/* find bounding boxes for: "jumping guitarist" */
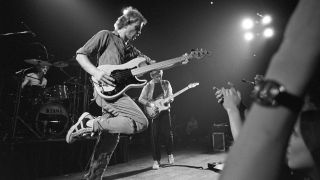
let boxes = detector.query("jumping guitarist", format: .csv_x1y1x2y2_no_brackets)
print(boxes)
138,70,175,170
65,7,153,180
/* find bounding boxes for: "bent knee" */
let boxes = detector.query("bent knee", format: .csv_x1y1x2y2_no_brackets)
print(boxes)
135,121,148,133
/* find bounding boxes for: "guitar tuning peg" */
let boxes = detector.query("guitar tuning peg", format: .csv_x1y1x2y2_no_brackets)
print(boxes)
182,59,189,64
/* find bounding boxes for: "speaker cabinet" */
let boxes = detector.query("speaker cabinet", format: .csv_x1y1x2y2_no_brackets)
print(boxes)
212,132,225,152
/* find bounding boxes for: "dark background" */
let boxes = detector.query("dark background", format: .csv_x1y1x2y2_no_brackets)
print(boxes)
0,0,299,140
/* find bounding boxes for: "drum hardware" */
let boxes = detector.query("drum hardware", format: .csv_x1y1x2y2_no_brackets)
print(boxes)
53,61,69,68
11,65,89,139
35,103,69,138
65,55,80,66
12,69,41,139
66,79,81,125
22,85,46,105
24,59,52,66
57,66,73,79
43,64,73,102
15,67,33,74
44,84,69,102
0,30,34,37
52,56,79,68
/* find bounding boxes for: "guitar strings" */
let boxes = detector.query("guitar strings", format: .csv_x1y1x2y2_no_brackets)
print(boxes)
109,58,180,81
108,52,200,81
132,56,186,75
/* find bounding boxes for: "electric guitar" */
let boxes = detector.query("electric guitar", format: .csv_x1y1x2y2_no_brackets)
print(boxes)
92,49,208,100
144,82,199,119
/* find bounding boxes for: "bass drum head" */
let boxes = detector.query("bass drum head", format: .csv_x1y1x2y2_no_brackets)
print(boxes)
35,103,69,138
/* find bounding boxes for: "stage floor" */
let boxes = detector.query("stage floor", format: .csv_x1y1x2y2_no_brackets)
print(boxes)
41,145,226,180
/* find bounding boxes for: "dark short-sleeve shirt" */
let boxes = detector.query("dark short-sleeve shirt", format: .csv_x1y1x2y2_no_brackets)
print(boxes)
153,82,164,99
76,30,142,66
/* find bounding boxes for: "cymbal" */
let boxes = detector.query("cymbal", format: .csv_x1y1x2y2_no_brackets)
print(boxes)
53,61,69,68
66,56,79,66
24,59,52,66
67,60,80,66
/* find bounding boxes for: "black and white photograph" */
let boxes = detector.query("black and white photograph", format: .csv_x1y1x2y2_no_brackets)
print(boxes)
1,0,320,179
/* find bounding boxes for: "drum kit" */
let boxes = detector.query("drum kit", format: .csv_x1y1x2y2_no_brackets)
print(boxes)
12,58,85,139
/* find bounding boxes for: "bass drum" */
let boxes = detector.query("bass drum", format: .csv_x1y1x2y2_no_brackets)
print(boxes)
35,103,69,138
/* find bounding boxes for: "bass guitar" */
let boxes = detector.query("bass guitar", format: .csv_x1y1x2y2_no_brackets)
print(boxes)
91,49,208,100
144,82,199,119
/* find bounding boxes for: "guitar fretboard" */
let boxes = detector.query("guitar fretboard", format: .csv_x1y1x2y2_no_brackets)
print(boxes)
169,87,190,100
131,55,189,76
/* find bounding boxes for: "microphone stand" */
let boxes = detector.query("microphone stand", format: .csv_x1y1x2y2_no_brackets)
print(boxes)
15,67,33,75
168,109,174,145
12,69,41,139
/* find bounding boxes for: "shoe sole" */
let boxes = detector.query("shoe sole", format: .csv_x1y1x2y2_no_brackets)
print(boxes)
66,112,91,143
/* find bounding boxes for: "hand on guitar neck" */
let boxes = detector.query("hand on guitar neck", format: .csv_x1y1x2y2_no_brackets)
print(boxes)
92,49,208,100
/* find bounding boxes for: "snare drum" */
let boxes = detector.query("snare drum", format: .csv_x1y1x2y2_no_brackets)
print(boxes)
44,85,68,101
35,103,69,138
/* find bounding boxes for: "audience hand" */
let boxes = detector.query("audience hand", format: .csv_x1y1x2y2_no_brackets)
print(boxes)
214,82,242,111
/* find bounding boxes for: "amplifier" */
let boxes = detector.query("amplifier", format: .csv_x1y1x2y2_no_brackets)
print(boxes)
212,132,225,152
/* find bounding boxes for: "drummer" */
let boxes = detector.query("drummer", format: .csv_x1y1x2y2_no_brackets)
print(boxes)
21,64,50,89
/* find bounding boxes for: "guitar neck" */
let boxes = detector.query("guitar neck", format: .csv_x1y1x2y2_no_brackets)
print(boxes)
166,86,190,101
131,56,188,76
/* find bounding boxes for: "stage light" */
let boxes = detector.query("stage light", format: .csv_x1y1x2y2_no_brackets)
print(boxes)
261,15,272,25
263,28,274,38
241,18,254,30
244,32,254,41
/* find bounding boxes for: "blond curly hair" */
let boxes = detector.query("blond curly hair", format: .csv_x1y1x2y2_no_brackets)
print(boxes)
114,6,147,31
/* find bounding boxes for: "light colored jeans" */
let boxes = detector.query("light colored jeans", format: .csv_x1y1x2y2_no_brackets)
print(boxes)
93,90,148,134
84,91,149,180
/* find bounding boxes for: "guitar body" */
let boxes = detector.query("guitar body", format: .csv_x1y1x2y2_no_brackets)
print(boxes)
92,58,147,100
92,49,208,100
144,105,159,119
144,82,199,119
144,98,170,119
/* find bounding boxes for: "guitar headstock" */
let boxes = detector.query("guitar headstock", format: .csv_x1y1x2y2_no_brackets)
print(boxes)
188,82,200,88
188,48,210,60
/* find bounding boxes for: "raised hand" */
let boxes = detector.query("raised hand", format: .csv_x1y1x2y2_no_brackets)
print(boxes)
222,87,242,111
213,82,242,111
213,86,224,104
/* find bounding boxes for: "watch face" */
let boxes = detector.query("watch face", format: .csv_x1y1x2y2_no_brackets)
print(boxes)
253,80,282,106
252,79,303,111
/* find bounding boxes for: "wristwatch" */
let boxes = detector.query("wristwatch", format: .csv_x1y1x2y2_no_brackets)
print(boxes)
252,79,303,112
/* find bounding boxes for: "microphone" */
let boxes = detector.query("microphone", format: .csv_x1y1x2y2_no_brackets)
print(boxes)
241,79,255,86
20,21,36,37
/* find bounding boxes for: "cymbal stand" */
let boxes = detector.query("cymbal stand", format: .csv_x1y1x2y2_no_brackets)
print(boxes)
67,77,81,124
70,79,79,124
12,69,41,139
82,72,89,112
59,67,73,79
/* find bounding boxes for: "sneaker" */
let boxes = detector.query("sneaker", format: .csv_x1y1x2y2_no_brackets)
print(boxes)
168,154,174,164
66,112,94,143
152,161,160,170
